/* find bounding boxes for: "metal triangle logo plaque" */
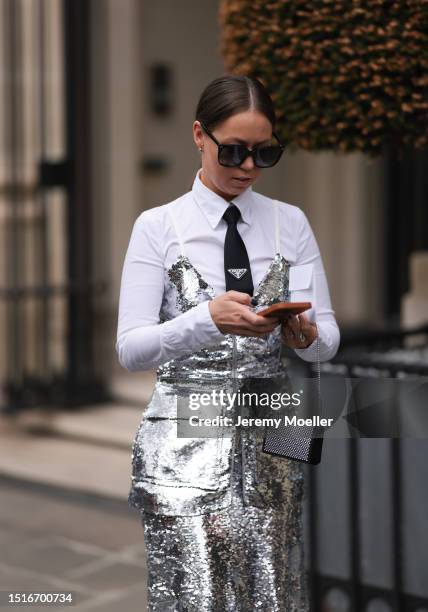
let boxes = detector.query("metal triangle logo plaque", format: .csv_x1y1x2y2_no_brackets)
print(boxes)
227,268,247,279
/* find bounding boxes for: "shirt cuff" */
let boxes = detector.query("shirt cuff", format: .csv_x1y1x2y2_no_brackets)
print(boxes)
294,336,319,361
161,299,225,359
293,321,340,363
196,299,227,345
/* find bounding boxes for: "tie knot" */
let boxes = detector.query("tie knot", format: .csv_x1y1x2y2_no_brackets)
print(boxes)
222,203,241,226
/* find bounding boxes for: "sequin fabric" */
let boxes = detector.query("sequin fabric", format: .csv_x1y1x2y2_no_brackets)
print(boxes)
128,203,309,610
140,427,307,611
156,252,290,382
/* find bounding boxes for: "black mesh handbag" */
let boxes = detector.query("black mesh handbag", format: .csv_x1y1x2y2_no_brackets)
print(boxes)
262,335,324,465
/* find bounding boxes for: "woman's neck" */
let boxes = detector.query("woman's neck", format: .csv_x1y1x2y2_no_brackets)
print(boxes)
200,170,235,202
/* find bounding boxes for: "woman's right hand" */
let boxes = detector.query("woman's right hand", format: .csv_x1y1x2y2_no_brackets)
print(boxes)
208,291,280,338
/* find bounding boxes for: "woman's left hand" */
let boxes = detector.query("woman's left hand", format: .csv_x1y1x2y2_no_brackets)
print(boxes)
281,313,318,349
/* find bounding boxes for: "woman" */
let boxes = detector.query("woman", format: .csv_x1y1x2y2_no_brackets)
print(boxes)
116,75,340,611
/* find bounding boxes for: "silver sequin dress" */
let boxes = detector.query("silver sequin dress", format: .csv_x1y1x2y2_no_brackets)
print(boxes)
128,200,309,611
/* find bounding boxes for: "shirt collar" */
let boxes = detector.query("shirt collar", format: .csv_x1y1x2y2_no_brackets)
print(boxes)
192,167,254,229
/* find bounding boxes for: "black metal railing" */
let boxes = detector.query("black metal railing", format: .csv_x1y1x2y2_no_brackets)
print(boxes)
0,0,110,413
286,324,428,611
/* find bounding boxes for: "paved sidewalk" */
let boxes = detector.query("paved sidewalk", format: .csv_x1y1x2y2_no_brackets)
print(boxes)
0,371,157,501
0,477,148,611
0,372,157,611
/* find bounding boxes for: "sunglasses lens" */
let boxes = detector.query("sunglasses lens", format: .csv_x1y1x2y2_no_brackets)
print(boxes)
218,145,246,167
218,143,283,168
255,146,283,167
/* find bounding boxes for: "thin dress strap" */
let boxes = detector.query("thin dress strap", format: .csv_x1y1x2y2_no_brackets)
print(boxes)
167,205,186,257
274,200,281,255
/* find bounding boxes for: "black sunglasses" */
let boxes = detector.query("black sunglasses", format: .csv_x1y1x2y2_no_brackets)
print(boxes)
199,121,285,168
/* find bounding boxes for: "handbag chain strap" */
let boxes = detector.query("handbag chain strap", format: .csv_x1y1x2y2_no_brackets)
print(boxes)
315,332,323,426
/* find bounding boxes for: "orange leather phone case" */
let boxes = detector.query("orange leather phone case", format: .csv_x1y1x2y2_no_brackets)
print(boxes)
257,301,312,321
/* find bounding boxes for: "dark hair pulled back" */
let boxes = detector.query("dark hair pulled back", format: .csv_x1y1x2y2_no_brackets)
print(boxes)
195,74,276,132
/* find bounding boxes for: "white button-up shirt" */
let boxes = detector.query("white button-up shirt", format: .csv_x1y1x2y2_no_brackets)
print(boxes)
116,167,340,371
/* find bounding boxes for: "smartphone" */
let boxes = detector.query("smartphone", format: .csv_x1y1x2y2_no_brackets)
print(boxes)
257,301,312,321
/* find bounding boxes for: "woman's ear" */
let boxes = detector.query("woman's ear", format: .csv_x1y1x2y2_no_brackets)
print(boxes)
193,121,204,150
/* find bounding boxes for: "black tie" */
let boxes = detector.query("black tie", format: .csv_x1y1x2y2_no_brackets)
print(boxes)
222,203,254,296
